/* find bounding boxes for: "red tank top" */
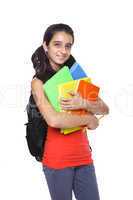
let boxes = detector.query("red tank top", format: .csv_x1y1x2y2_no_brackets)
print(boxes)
42,126,93,169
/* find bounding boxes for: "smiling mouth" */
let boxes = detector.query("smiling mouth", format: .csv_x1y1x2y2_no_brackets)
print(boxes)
57,56,66,60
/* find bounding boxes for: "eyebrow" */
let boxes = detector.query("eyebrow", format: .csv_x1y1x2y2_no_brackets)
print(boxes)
53,41,73,45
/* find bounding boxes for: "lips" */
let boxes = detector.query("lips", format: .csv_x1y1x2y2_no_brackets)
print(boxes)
57,55,66,59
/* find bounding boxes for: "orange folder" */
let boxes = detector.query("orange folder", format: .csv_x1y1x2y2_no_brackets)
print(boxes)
70,80,100,116
77,80,100,101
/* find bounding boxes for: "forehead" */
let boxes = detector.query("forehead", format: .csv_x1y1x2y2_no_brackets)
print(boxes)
51,31,73,44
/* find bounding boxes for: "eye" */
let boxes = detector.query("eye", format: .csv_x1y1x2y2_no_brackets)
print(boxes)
65,44,72,50
54,43,61,47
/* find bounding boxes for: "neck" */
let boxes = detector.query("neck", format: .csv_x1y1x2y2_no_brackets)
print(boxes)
49,61,61,71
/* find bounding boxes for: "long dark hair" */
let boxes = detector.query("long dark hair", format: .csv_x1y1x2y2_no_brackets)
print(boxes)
31,23,76,81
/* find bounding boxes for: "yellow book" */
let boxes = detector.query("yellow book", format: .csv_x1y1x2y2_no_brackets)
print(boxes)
58,77,91,134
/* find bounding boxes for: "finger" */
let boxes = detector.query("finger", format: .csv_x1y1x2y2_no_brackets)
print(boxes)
60,102,72,107
60,97,72,102
60,99,73,105
68,91,76,96
69,91,80,96
61,105,73,110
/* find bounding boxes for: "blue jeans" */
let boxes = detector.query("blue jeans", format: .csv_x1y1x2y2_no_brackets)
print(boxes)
43,164,100,200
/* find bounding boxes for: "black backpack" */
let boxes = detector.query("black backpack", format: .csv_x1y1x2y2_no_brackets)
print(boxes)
25,94,48,162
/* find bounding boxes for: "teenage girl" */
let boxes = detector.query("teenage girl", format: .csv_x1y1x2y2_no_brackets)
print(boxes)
31,23,109,200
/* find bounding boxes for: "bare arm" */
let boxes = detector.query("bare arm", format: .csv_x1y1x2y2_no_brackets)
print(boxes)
31,78,99,129
85,97,109,115
60,92,109,115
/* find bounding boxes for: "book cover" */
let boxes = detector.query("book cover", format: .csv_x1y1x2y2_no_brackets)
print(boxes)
43,66,73,112
70,62,88,80
77,80,100,101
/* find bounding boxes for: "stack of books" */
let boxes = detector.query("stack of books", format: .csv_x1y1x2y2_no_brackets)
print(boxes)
43,63,100,134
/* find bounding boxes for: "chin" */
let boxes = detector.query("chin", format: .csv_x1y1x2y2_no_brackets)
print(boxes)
56,60,66,65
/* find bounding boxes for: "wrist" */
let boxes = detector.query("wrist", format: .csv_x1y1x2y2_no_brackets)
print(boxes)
84,100,92,112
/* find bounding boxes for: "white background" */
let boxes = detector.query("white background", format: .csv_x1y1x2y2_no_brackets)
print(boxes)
0,0,133,199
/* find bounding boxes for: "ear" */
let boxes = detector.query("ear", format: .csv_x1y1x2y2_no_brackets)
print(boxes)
42,42,48,52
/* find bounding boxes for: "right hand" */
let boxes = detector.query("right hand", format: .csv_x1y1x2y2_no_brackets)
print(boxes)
60,91,86,111
87,114,99,130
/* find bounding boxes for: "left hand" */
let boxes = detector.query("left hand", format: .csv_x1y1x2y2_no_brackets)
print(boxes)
59,91,87,110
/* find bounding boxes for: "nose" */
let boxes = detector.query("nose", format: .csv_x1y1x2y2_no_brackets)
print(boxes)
61,46,67,54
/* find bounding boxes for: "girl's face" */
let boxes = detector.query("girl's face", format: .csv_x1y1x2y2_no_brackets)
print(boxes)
43,31,73,70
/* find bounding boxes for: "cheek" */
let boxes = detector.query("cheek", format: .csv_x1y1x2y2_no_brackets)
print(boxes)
48,49,56,57
66,52,71,59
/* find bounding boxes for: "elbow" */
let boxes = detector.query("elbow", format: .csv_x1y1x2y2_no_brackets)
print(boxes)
49,120,59,128
103,106,109,115
95,106,109,115
107,107,109,114
47,116,60,128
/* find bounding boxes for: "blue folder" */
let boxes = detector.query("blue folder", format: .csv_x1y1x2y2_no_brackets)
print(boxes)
70,62,87,80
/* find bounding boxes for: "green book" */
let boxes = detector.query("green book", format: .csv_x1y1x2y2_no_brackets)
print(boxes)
43,66,73,112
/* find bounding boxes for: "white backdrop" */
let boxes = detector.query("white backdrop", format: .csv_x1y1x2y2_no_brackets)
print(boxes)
0,0,133,199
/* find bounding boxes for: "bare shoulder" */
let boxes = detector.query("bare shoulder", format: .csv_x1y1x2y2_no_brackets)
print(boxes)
31,77,49,104
31,77,43,89
31,77,45,102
